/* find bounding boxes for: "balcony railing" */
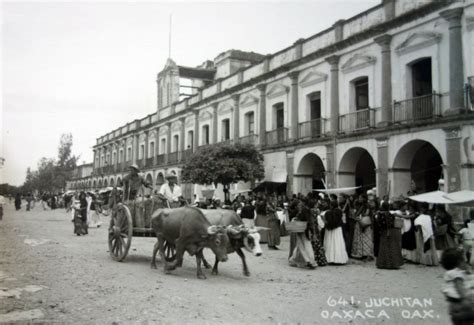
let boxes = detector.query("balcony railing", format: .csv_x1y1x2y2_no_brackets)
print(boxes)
181,149,193,161
239,134,258,145
156,154,165,165
393,93,442,124
339,108,376,133
146,157,154,168
298,118,326,139
168,151,179,164
265,127,288,146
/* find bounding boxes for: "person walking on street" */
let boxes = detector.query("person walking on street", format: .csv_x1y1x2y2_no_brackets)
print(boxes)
14,193,22,211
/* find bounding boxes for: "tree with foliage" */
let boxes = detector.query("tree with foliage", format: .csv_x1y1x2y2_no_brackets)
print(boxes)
21,133,79,193
181,143,264,203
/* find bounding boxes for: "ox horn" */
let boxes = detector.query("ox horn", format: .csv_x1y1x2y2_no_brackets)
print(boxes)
207,225,218,235
252,226,271,232
227,226,241,236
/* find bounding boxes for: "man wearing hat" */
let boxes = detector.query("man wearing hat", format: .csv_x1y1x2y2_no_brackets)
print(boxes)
157,172,184,208
121,164,153,201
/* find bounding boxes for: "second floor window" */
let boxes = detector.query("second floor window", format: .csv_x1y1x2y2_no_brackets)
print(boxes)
222,119,230,141
173,135,179,152
119,150,123,163
202,125,210,145
160,138,166,154
139,144,145,159
149,142,155,158
245,112,255,135
127,148,131,161
274,103,284,129
354,77,369,110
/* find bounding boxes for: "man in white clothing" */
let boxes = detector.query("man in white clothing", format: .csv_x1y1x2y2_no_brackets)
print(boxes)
158,173,184,208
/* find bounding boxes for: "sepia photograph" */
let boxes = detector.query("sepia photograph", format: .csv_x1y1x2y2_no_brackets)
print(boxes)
1,0,474,323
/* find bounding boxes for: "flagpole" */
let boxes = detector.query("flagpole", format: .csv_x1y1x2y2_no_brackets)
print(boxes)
168,14,172,58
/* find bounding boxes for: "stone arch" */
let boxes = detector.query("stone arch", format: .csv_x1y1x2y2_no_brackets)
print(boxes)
104,179,108,188
156,172,165,185
338,147,376,194
145,173,154,196
392,139,443,195
295,153,326,195
93,179,97,189
110,178,115,187
98,179,103,188
116,177,122,188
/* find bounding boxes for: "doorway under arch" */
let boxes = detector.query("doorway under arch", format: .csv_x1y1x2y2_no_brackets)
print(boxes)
392,140,443,195
295,153,326,195
338,148,376,194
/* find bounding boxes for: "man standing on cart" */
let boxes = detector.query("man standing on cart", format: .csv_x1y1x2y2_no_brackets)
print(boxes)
121,164,153,201
157,173,185,208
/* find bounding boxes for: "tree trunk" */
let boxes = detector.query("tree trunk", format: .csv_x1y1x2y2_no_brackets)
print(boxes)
223,183,230,204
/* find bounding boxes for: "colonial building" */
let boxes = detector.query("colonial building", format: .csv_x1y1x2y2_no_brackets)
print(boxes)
67,0,474,201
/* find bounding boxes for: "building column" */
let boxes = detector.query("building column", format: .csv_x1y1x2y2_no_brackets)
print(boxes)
166,122,172,164
325,144,335,188
143,132,148,166
154,128,159,165
93,149,97,171
193,111,199,151
440,8,465,114
288,71,300,140
179,117,186,159
374,34,392,127
257,84,267,146
286,150,295,197
325,55,340,134
132,134,139,165
232,94,240,142
444,127,462,192
376,137,389,198
212,103,218,144
114,142,119,171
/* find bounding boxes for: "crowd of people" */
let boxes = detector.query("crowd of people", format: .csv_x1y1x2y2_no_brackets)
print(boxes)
228,190,473,270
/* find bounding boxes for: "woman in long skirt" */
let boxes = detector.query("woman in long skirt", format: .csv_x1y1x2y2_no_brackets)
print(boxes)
351,195,375,259
324,200,348,264
310,203,327,266
414,203,438,266
375,202,404,269
288,201,317,269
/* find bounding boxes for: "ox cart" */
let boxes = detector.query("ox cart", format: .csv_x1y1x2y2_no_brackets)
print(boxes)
108,196,177,262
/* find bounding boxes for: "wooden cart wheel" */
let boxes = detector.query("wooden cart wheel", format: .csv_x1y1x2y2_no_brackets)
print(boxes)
164,240,176,262
108,204,133,261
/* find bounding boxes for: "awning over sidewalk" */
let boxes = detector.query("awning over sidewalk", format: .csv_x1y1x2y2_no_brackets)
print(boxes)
409,190,474,206
313,186,360,194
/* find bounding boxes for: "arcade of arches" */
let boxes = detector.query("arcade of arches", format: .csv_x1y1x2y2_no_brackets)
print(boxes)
292,140,444,197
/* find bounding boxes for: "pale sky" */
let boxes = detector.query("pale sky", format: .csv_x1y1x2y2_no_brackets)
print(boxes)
1,0,379,186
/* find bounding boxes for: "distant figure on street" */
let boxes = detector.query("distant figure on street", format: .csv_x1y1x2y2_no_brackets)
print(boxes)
41,192,49,210
14,193,22,211
0,195,5,221
26,193,33,211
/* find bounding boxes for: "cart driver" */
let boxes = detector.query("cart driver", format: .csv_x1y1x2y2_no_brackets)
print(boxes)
157,173,185,208
121,164,153,201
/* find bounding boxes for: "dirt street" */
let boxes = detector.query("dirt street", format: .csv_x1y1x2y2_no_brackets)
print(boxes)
0,203,451,324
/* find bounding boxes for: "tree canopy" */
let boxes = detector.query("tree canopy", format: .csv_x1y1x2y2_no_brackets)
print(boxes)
181,143,264,201
21,133,79,193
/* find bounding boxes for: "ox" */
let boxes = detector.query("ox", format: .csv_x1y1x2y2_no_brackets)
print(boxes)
150,207,230,279
201,209,265,276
